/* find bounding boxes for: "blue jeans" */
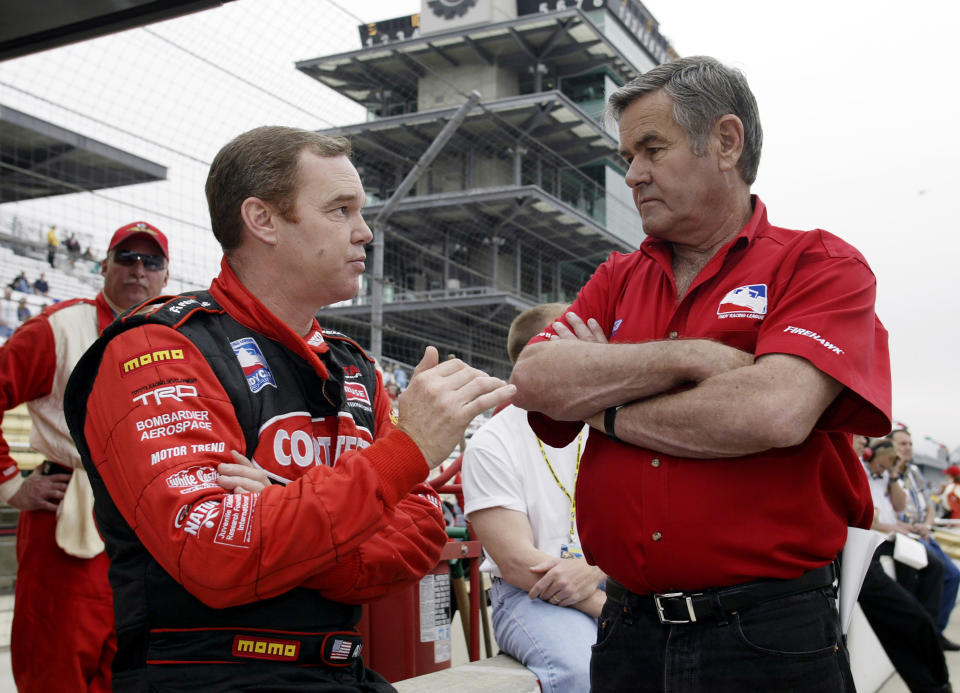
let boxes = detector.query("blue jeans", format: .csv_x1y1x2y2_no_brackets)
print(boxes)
925,537,960,632
490,577,596,693
591,586,854,693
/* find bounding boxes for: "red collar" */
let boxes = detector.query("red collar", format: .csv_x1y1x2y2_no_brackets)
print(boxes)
209,257,330,379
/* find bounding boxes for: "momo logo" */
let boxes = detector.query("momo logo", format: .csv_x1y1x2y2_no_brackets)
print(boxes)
121,348,185,375
344,382,370,406
255,412,372,477
231,338,277,393
717,284,767,319
165,466,220,494
232,635,300,661
132,384,197,406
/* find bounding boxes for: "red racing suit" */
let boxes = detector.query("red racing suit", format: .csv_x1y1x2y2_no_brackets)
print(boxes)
64,263,446,684
0,294,117,693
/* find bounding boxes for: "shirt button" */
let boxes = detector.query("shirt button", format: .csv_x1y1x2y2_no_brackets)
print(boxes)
651,458,660,468
668,331,678,339
652,531,662,541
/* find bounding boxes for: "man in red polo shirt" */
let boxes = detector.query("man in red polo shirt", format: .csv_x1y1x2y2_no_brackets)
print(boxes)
511,56,893,692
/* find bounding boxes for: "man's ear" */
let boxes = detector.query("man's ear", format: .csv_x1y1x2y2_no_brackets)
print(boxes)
240,197,279,247
713,114,745,174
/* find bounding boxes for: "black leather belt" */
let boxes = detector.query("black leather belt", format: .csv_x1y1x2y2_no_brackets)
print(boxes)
605,564,837,624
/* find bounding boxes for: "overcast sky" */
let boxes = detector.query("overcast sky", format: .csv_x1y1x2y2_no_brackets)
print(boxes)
4,0,957,450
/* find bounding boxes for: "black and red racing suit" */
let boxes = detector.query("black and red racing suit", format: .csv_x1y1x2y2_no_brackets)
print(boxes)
65,260,446,684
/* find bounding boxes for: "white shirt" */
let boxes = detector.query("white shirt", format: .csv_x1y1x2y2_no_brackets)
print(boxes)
862,461,897,526
462,405,588,576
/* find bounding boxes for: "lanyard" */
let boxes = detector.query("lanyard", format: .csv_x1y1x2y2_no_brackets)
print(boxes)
536,431,583,544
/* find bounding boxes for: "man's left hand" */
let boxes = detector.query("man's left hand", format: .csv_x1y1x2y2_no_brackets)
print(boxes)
217,451,269,494
527,556,604,607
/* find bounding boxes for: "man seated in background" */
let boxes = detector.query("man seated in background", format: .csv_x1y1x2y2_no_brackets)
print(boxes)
890,428,960,649
463,303,605,693
854,435,952,693
32,273,49,297
863,439,948,639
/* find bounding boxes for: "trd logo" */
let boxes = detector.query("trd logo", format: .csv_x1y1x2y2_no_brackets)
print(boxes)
132,384,198,406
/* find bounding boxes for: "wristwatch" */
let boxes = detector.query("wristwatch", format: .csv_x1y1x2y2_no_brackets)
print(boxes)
604,404,624,442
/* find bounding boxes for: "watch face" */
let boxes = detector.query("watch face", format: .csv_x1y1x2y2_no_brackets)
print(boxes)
427,0,478,19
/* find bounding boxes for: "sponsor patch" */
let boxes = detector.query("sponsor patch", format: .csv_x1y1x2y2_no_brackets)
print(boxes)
254,412,372,478
344,382,371,406
232,635,300,661
717,284,767,319
231,338,277,393
136,410,211,441
167,297,212,314
215,492,258,548
306,330,325,347
121,347,186,375
191,442,226,455
151,445,188,465
342,365,361,378
132,384,197,406
165,466,220,494
611,318,623,338
783,325,845,355
181,499,220,536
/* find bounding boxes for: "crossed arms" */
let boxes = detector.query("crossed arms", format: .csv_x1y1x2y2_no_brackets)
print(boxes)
509,312,843,458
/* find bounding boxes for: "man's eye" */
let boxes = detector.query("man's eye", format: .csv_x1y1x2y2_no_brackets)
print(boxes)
647,147,662,155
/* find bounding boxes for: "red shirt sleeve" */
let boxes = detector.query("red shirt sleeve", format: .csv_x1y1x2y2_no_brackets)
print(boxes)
0,316,56,491
523,253,622,446
84,323,444,608
755,234,891,435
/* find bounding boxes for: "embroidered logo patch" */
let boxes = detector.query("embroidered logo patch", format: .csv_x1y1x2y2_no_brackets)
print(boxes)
231,338,277,393
344,382,371,406
611,319,623,338
717,284,767,319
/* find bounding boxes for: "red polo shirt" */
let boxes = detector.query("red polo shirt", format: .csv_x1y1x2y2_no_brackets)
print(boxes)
529,197,890,595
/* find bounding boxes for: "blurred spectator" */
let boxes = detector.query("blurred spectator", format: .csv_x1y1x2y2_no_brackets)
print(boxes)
16,299,30,323
8,272,29,293
386,381,400,411
46,225,58,268
891,428,960,649
943,466,960,519
866,439,949,639
81,247,95,262
32,274,49,297
65,233,81,268
0,288,18,338
394,365,408,390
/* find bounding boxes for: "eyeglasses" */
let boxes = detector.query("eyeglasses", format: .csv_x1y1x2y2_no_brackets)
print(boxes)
113,249,166,271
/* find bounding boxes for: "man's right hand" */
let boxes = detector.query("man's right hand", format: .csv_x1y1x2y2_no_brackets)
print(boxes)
397,346,515,469
7,466,71,512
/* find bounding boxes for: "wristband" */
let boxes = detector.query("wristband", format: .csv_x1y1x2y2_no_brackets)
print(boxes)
604,405,624,442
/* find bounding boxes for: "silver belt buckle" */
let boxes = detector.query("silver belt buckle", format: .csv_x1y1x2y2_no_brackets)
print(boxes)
654,592,697,624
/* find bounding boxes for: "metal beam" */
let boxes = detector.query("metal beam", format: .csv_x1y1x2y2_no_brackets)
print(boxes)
369,90,482,361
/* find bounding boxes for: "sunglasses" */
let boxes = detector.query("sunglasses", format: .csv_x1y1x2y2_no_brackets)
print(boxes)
113,249,166,271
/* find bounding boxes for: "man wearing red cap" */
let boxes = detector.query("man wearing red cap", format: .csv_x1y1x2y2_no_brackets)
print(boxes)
0,221,169,692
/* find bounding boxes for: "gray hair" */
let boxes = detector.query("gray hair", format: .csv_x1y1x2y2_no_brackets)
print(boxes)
608,56,762,185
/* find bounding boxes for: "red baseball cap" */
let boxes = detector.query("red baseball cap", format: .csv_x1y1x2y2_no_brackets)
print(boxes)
108,221,169,258
945,465,960,477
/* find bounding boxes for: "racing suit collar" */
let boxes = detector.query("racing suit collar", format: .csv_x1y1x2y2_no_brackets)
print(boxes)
209,257,331,380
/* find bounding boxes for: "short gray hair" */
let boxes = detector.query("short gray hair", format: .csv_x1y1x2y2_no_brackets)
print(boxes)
608,56,762,185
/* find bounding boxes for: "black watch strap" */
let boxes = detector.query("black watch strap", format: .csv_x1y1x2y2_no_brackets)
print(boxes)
604,405,624,442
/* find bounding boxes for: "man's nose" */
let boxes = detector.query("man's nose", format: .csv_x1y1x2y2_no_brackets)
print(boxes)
624,158,650,188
